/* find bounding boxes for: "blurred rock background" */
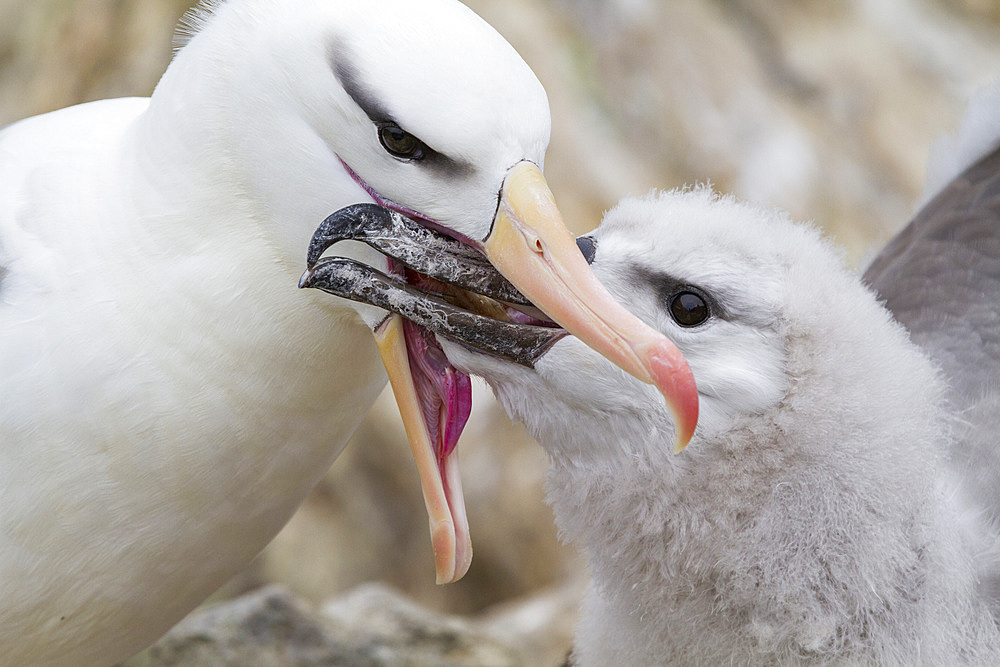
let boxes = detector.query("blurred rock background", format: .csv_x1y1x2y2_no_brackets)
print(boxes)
2,0,998,664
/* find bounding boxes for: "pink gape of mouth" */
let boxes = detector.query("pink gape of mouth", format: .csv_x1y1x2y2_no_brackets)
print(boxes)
399,267,473,464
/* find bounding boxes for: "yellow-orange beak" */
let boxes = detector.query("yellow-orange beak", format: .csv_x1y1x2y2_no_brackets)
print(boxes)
373,314,472,584
484,162,698,452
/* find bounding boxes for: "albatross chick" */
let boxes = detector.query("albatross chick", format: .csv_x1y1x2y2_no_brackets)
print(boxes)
441,181,1000,664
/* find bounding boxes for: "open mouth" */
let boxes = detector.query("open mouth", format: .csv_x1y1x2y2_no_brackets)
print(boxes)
300,202,565,584
300,161,699,584
300,203,566,363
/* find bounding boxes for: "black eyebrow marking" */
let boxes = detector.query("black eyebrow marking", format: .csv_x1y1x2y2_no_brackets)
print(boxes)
330,42,473,178
334,55,391,124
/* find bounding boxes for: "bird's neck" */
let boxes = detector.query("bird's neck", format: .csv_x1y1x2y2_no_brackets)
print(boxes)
544,408,994,662
545,424,788,615
106,78,385,495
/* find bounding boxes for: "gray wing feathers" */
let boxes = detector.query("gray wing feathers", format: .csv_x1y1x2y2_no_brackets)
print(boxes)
866,145,1000,402
865,145,1000,517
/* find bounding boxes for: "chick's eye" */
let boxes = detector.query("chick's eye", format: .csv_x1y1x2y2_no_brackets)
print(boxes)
378,123,424,160
669,291,709,327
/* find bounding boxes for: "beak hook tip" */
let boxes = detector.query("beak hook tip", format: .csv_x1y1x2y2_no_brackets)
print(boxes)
298,269,314,289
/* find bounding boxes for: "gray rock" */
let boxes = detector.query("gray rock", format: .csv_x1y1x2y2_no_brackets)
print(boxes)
473,581,582,667
146,586,352,666
322,584,523,666
145,584,525,667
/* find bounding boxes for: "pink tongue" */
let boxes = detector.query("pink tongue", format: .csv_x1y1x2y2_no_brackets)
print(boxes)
401,318,472,460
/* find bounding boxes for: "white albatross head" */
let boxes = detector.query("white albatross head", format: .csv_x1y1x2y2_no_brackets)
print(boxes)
156,0,698,584
165,0,549,249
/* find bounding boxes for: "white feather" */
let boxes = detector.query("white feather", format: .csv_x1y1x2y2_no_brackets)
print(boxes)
172,0,227,50
0,1,551,664
443,188,1000,664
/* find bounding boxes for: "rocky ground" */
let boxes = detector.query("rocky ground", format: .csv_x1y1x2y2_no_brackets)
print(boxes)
128,582,580,666
3,0,1000,664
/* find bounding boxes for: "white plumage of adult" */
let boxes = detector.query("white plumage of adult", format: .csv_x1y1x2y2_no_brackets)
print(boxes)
0,0,697,664
438,86,1000,663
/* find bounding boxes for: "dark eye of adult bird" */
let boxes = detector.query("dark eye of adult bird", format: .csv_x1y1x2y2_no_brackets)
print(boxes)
669,290,709,327
378,122,425,160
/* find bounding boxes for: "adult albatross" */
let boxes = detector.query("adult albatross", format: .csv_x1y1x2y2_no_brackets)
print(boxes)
0,0,696,665
326,90,1000,662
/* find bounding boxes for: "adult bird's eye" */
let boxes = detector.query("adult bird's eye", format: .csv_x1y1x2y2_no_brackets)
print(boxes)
669,291,709,327
378,123,424,160
576,236,597,265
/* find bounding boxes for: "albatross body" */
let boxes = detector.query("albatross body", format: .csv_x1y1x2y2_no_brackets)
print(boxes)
0,94,385,663
429,108,1000,661
0,1,697,664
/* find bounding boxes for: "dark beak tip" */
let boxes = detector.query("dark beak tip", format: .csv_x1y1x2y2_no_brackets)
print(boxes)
304,203,385,274
298,269,314,289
